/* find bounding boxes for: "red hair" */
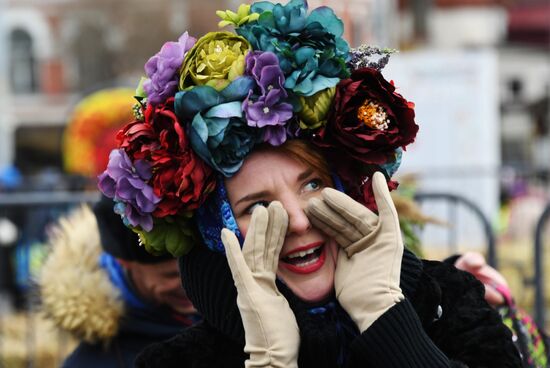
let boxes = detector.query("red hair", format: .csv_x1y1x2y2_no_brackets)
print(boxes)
260,140,334,187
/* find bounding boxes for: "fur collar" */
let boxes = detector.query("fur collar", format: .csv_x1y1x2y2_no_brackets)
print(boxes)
39,205,124,344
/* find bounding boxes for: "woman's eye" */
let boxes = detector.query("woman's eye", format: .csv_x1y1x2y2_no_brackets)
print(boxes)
303,178,323,192
246,200,270,214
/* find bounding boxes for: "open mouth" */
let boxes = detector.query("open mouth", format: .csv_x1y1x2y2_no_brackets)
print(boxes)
280,242,326,274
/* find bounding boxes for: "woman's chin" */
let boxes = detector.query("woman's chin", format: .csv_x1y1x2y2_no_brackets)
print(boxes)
280,274,335,304
294,287,333,304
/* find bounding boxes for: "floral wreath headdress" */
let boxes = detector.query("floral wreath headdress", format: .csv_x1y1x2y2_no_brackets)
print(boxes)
98,0,418,257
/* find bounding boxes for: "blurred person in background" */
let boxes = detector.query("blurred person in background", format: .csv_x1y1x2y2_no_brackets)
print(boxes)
37,87,199,367
39,195,199,368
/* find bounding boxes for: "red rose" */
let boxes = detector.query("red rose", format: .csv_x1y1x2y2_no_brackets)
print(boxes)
117,98,215,217
316,67,418,165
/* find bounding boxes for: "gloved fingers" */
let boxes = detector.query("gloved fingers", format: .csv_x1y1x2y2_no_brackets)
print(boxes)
242,205,269,274
306,198,363,246
265,201,289,272
307,202,356,247
320,188,378,232
371,172,400,234
222,228,254,290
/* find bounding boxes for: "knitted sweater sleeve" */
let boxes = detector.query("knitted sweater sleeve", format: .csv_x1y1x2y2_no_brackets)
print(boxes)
347,298,455,367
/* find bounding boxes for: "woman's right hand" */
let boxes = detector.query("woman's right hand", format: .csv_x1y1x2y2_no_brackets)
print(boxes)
221,202,300,368
307,172,404,332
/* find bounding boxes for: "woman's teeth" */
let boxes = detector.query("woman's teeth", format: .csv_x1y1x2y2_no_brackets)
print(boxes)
287,246,321,259
283,245,323,266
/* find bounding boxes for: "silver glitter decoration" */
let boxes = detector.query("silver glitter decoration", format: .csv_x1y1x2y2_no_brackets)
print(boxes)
347,45,398,72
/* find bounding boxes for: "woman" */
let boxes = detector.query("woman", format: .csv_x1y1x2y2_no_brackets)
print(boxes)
97,1,522,366
131,141,519,368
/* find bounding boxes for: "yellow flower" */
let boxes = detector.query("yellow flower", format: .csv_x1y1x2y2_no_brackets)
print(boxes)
216,4,259,28
179,31,251,91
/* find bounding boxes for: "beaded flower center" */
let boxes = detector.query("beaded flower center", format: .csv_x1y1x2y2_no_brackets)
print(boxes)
357,99,390,130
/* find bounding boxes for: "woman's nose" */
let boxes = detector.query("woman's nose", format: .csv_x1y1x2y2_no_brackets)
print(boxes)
285,200,311,235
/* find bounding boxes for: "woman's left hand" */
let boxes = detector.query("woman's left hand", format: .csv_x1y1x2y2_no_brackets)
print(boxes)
307,172,404,332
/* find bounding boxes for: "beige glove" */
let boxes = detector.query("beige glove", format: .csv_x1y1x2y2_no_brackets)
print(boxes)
306,171,404,332
221,201,300,368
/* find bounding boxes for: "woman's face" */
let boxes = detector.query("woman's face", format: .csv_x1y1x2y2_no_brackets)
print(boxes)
226,149,338,303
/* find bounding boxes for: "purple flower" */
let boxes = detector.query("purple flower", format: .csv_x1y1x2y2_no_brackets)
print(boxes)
143,32,196,105
243,50,293,143
98,149,160,231
114,201,154,233
243,90,293,128
245,51,286,95
264,125,288,146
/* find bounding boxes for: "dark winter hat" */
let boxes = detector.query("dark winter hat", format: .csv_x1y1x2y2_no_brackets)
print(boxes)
93,194,173,263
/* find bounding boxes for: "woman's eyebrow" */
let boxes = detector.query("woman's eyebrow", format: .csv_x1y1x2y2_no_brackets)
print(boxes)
234,190,270,206
297,168,314,182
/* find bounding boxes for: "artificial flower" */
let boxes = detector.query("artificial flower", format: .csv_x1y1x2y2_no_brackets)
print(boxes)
244,51,286,96
242,51,293,144
236,0,349,96
143,32,196,106
361,173,399,214
379,148,403,178
175,78,261,176
135,214,197,257
263,124,288,146
117,97,216,216
179,31,251,91
98,149,160,231
243,92,293,129
216,4,260,28
316,67,418,165
347,45,398,72
297,87,335,130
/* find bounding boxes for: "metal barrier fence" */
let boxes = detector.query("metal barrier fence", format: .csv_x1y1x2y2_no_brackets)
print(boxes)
414,192,498,268
414,192,548,330
534,201,550,329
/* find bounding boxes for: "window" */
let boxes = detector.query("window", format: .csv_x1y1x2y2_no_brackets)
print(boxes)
9,29,37,94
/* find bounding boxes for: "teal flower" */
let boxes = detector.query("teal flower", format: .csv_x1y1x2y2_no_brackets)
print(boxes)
236,0,349,97
175,78,262,177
